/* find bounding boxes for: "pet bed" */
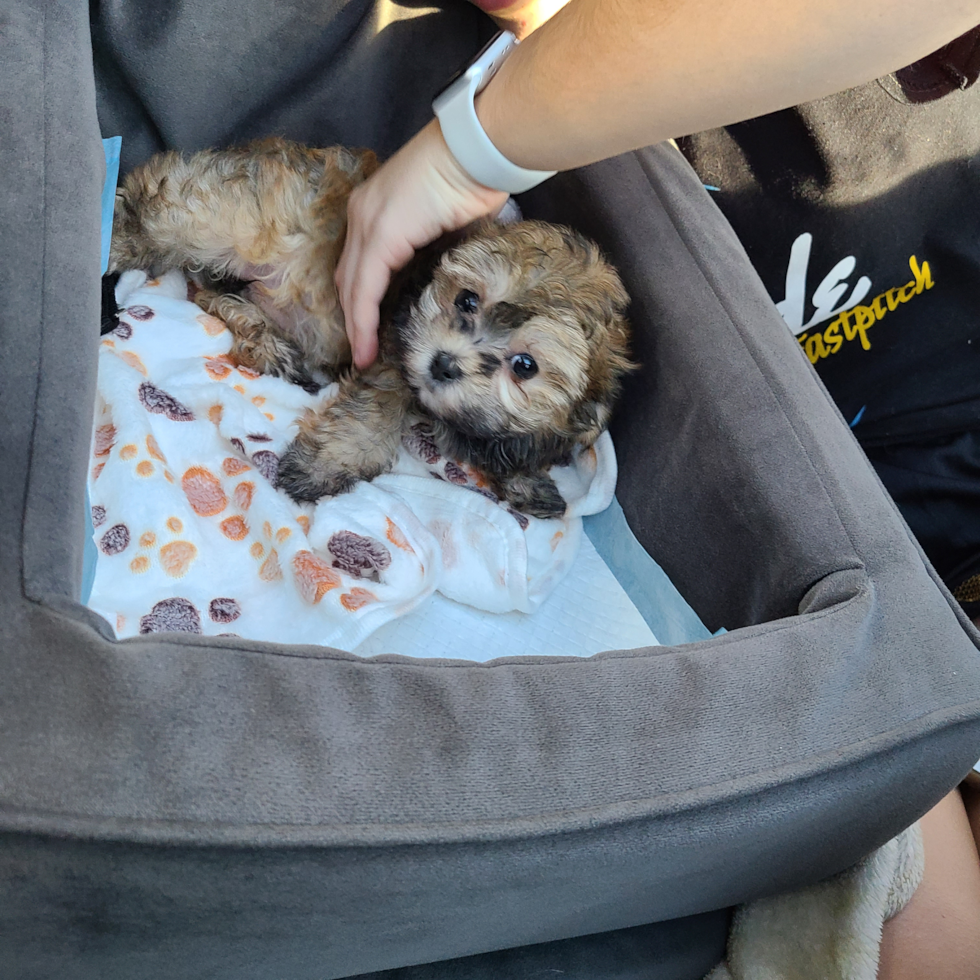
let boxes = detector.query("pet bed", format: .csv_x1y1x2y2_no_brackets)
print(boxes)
3,2,980,979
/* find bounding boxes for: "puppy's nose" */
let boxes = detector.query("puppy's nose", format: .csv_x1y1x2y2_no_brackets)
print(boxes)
430,352,462,383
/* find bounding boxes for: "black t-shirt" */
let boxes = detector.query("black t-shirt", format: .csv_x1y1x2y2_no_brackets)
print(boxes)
678,29,980,448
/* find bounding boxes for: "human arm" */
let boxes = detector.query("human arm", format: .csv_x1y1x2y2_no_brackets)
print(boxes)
476,0,978,172
465,0,570,40
876,787,980,980
338,0,980,366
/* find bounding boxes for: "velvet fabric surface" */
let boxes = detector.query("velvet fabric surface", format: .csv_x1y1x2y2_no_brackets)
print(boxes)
3,2,980,978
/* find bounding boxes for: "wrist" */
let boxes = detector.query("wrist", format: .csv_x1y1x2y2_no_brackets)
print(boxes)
418,119,506,209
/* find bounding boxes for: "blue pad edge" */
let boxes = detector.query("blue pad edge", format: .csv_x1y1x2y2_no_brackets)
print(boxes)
584,497,711,647
81,137,121,605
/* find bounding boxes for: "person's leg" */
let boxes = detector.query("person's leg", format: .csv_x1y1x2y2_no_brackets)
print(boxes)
877,789,980,980
961,771,980,859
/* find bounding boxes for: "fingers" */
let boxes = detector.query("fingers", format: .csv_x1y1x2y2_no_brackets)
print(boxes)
336,120,508,367
336,202,396,369
338,200,417,369
334,224,375,369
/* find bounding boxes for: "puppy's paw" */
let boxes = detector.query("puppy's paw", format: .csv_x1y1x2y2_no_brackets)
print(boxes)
502,472,566,520
278,372,406,503
277,440,359,503
238,337,321,394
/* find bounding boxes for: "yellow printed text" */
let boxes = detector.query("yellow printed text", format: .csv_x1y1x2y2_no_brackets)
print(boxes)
798,254,933,365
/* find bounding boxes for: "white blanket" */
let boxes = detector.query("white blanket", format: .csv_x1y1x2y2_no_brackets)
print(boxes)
706,822,924,980
87,271,617,650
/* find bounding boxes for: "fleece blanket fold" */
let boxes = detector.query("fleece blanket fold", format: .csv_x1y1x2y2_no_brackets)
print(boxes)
87,271,616,651
706,822,924,980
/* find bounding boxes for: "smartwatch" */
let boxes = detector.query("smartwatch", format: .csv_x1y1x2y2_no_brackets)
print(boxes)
433,31,557,194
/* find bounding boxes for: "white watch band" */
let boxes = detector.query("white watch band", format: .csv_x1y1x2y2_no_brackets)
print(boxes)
433,31,556,195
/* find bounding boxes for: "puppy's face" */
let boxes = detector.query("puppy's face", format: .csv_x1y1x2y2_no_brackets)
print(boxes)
396,221,633,444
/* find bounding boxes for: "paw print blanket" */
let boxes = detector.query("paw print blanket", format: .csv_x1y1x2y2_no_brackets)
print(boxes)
87,271,618,651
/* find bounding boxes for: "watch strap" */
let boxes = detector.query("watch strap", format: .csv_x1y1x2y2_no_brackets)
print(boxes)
433,33,557,194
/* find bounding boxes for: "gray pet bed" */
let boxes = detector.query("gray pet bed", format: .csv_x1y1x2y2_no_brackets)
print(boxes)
3,2,980,979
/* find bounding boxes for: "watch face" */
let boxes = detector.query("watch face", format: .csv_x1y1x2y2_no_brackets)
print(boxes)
433,30,513,101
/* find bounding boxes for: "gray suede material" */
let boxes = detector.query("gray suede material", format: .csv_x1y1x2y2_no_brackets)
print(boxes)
1,0,103,608
91,0,495,174
3,1,980,978
0,831,729,980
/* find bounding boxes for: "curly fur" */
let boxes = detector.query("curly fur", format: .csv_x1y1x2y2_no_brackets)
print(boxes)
109,138,635,518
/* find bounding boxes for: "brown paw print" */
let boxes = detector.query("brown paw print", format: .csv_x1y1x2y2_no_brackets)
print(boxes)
99,523,131,555
444,461,468,485
94,423,116,458
327,530,392,581
251,450,279,486
404,423,441,464
139,382,195,422
465,485,499,503
508,509,530,531
125,305,154,322
138,597,202,634
209,597,241,624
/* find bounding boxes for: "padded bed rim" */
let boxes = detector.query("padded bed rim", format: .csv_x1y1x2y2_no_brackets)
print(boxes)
2,702,979,848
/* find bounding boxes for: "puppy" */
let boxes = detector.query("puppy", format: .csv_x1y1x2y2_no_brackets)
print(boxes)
109,138,634,518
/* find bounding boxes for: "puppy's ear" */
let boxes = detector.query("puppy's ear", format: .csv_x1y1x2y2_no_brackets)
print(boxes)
569,304,638,445
384,243,440,310
382,217,488,320
567,398,610,445
379,238,448,360
576,265,631,341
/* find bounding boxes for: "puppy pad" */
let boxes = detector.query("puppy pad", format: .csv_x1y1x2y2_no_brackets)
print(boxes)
86,271,619,651
353,532,659,660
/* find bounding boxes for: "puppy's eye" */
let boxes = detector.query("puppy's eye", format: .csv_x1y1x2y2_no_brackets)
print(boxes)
454,290,479,314
510,353,538,380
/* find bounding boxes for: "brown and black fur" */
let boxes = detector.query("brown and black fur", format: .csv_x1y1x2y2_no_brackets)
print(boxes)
109,138,634,518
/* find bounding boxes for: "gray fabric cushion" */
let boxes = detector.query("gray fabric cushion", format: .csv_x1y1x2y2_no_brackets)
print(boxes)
0,830,729,980
3,1,980,978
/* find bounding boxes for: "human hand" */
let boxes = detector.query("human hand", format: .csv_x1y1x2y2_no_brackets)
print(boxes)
336,119,508,368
